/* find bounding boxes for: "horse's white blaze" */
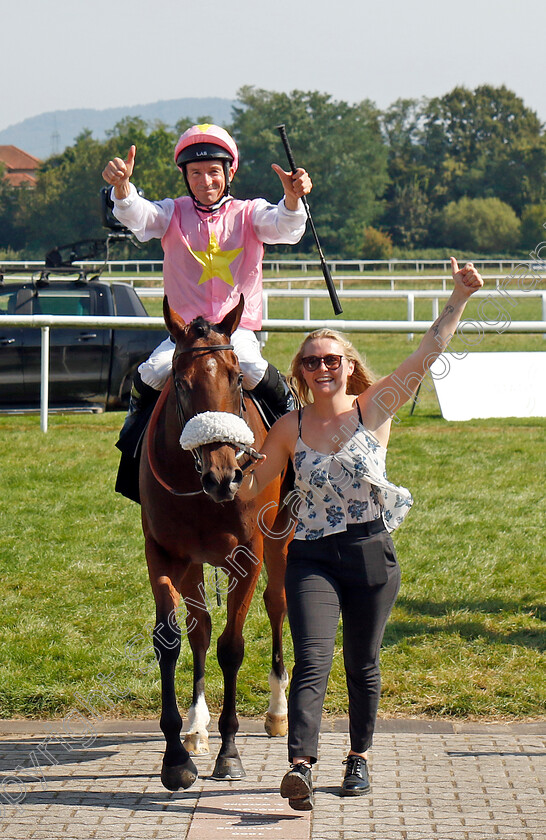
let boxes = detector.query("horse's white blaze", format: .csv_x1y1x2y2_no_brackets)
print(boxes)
187,692,210,733
267,668,289,714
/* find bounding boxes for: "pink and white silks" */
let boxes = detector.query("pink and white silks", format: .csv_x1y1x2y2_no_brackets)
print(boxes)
113,186,306,388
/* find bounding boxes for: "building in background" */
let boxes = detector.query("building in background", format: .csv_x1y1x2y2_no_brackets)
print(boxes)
0,145,41,186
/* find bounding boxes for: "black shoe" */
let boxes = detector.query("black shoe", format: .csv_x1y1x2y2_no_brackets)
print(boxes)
280,763,314,811
340,755,371,796
251,363,295,426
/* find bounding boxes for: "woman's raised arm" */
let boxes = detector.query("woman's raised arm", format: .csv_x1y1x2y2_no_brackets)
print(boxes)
361,257,483,434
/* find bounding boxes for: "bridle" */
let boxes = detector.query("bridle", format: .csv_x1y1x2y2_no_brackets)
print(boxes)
146,340,261,497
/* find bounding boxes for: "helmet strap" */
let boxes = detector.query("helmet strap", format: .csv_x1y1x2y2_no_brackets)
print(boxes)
192,194,233,213
222,160,232,197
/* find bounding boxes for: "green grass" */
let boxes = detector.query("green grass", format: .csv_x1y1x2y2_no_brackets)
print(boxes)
0,310,544,722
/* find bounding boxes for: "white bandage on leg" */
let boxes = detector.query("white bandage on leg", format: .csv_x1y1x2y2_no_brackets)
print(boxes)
231,328,268,389
138,337,175,390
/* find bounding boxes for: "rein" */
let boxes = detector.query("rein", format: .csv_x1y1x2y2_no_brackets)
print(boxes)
146,379,204,497
146,340,262,497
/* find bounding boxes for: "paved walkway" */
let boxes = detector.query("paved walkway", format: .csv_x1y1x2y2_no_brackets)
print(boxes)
0,718,544,840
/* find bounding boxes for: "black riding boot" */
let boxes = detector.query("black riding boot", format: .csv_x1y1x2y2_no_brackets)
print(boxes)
250,362,295,427
116,371,160,457
115,372,160,504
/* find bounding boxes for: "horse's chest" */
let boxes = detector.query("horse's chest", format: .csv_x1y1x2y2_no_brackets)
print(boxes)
157,509,256,565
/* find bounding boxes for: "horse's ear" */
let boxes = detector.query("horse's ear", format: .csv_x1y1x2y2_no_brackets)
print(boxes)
217,294,244,337
163,296,186,338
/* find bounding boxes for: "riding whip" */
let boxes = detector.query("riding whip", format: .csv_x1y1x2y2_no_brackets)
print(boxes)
276,124,343,315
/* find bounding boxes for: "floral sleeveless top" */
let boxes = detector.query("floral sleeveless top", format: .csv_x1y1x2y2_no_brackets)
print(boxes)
292,405,413,540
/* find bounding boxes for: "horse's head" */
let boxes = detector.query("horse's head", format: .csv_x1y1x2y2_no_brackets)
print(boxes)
164,295,249,503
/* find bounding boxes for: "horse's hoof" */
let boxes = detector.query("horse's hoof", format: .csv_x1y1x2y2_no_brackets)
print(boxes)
265,711,288,737
211,755,246,780
184,732,210,755
161,757,198,791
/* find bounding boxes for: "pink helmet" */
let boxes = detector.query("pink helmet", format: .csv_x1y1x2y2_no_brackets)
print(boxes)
174,124,239,174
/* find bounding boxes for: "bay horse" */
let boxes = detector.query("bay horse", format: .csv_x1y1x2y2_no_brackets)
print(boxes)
139,295,292,790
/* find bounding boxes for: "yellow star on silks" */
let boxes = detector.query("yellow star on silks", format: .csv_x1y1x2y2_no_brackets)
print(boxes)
189,232,243,287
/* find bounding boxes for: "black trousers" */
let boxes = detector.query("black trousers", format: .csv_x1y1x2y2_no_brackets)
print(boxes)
285,522,401,763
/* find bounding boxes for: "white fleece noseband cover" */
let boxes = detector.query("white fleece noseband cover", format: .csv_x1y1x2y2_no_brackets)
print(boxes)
179,411,255,451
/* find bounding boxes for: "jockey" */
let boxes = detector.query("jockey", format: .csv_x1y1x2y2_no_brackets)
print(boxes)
102,123,312,441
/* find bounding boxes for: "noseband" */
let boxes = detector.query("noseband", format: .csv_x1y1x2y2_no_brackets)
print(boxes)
147,340,261,497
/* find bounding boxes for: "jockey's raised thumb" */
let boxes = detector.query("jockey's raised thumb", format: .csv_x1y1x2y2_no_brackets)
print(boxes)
271,163,294,192
124,145,136,177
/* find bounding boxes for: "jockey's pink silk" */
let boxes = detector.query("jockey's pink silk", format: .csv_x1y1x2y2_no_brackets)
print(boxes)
161,197,265,330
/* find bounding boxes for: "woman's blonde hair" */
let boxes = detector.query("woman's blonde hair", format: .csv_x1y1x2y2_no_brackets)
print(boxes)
289,329,377,405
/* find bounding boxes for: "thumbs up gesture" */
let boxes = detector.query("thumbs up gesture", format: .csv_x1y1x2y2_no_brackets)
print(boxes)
102,145,136,199
450,256,484,299
271,164,312,211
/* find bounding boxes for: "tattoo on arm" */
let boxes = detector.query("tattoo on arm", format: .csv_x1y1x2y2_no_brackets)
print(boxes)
431,305,455,339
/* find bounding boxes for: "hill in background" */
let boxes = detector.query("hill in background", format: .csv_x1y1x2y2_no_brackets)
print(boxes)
0,97,235,160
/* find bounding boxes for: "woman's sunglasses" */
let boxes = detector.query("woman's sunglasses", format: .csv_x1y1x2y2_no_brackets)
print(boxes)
301,354,344,372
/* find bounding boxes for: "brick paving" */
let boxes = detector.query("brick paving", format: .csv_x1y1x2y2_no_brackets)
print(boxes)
0,719,544,840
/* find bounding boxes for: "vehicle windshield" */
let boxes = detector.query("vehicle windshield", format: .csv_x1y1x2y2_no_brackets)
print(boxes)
0,287,93,316
30,290,92,316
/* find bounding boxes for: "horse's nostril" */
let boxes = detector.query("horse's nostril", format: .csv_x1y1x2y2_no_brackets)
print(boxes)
202,472,219,495
202,470,238,501
233,469,243,486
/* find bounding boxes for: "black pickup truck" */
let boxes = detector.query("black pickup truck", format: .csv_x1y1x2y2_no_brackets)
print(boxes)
0,275,167,412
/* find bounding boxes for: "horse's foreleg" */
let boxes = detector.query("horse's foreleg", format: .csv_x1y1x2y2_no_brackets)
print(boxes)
181,565,212,756
212,550,263,780
263,527,289,737
146,539,197,791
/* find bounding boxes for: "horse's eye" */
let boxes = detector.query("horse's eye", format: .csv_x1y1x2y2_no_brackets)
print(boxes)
237,373,244,386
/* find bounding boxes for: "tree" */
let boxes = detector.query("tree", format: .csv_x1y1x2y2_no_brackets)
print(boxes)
380,86,546,249
0,167,29,253
231,87,389,257
380,98,430,191
520,204,546,252
421,85,546,214
380,99,438,248
15,130,117,255
442,197,521,253
359,226,393,260
380,177,435,249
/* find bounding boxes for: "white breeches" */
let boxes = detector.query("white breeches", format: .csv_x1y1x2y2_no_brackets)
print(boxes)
138,327,268,390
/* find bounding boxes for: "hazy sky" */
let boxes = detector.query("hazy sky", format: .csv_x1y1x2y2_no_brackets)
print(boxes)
2,0,545,131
